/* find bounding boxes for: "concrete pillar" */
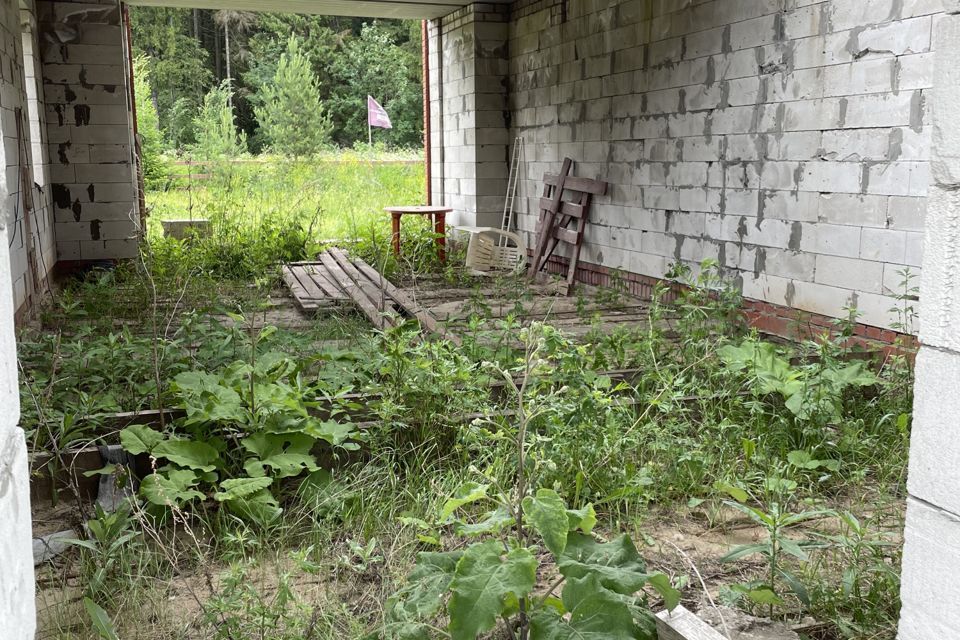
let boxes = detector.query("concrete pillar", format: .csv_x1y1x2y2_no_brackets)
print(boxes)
38,0,138,262
898,3,960,638
429,3,510,228
0,6,35,632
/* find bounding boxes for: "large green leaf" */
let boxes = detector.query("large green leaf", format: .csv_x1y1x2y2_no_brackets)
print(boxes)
140,470,204,507
119,424,164,455
384,551,463,639
172,370,245,424
559,533,653,595
824,361,877,388
152,439,220,472
304,419,357,447
439,482,489,523
242,432,319,478
523,489,569,556
529,574,641,640
225,488,282,526
454,505,514,537
214,476,274,501
447,540,537,640
566,504,598,534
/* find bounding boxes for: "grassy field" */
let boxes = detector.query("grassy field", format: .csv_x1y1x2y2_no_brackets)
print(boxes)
145,150,438,280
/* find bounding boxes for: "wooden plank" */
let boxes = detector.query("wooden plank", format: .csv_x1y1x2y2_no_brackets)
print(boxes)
655,606,727,640
327,248,398,319
286,261,347,300
288,265,327,302
304,262,348,300
543,172,608,195
552,226,579,245
319,252,393,330
351,254,463,346
539,197,586,218
282,267,319,311
563,192,592,294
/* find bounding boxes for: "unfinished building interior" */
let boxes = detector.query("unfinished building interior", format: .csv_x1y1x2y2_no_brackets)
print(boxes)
2,0,960,637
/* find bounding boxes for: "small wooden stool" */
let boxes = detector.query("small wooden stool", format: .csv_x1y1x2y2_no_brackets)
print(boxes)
385,205,452,263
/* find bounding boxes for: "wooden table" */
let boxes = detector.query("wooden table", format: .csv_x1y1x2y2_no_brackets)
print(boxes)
385,205,453,263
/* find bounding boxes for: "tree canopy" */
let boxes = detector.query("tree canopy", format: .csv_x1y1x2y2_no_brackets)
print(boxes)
130,8,423,153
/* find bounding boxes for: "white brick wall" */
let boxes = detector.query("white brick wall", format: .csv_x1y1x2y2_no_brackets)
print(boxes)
428,5,511,228
2,0,55,315
493,0,944,331
39,0,138,263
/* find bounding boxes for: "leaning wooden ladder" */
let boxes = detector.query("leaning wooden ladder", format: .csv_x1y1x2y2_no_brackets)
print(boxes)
527,159,608,295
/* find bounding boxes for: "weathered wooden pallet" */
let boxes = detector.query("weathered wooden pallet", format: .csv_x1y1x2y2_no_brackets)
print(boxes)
284,249,460,344
527,159,608,295
282,261,350,311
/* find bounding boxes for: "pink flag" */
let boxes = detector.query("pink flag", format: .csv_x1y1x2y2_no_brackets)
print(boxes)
367,95,392,129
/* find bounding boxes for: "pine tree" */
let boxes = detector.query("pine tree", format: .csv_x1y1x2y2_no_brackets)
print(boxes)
193,81,247,160
132,56,169,188
255,37,332,157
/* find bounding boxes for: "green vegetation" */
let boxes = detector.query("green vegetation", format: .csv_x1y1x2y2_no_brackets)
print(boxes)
254,37,333,156
130,8,423,153
144,151,432,280
22,231,913,638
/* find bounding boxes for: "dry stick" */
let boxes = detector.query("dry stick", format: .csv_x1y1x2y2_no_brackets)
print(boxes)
511,331,542,640
140,255,167,430
163,272,193,340
665,540,732,640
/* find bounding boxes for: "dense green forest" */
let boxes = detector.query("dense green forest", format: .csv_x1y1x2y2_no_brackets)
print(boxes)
129,7,424,154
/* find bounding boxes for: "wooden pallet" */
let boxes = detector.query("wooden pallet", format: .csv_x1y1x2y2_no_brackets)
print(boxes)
283,249,460,344
282,262,350,311
528,159,608,295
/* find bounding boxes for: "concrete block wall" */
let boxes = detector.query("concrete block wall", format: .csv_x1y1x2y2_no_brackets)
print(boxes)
38,0,138,262
0,0,36,636
899,4,960,637
504,0,942,331
428,3,511,227
18,0,55,312
3,0,56,316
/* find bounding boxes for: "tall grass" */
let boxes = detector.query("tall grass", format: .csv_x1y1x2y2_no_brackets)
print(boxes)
145,149,436,279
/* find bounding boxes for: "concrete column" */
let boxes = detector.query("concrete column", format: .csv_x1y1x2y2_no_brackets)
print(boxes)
0,235,33,637
0,6,35,628
430,3,510,228
898,4,960,638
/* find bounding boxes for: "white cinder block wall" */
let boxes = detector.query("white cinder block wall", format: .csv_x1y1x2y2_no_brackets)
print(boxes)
0,0,37,635
4,0,56,317
431,0,945,332
429,4,512,228
39,0,138,263
898,2,960,637
505,0,940,331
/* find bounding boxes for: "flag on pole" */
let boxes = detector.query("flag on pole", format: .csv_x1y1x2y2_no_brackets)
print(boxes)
367,96,393,129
